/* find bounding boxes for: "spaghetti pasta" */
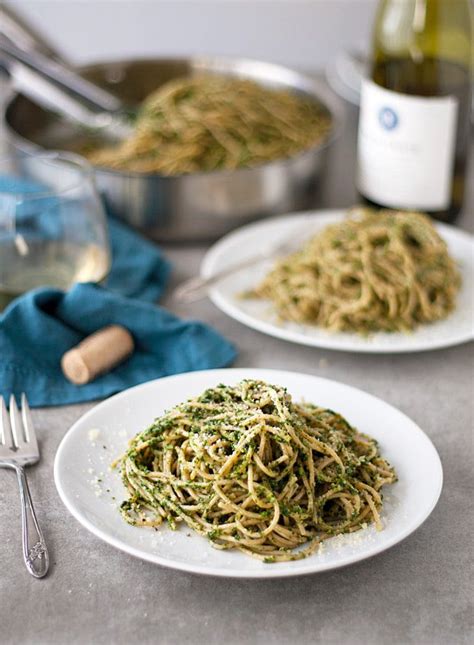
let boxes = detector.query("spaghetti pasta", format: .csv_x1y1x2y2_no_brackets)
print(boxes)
250,208,461,334
84,75,331,175
117,380,396,562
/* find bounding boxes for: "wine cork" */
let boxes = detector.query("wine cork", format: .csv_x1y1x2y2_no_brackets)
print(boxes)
61,325,134,385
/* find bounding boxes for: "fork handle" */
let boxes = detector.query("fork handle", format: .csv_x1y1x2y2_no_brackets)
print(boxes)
15,465,49,578
173,253,266,303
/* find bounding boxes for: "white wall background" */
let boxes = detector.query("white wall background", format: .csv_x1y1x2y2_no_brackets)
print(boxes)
9,0,377,70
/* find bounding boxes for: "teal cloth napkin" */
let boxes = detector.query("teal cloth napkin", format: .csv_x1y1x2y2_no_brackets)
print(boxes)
0,283,236,407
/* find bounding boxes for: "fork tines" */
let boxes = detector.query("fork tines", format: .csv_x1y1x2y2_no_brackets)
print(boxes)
0,394,38,457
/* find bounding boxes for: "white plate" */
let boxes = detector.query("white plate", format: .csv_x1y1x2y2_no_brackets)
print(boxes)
202,210,474,353
54,368,443,578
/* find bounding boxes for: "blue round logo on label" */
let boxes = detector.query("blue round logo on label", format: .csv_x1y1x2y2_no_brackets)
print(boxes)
378,106,398,131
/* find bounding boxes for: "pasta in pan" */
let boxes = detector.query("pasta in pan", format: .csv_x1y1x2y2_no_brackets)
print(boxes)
84,75,331,175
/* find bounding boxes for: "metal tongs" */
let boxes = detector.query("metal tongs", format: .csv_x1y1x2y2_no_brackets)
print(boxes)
0,5,132,141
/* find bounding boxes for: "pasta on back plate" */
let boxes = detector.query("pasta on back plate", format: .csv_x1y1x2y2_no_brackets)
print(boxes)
248,208,461,334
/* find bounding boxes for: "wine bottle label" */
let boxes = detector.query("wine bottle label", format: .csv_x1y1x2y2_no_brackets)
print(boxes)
357,79,458,211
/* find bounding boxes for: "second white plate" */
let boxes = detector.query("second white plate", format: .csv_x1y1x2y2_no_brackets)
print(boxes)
201,210,474,353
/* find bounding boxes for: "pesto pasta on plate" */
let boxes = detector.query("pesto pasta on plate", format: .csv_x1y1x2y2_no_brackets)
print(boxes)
201,209,474,353
54,369,443,578
116,379,396,562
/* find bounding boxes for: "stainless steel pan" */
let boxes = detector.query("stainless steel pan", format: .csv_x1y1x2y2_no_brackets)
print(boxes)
1,11,343,241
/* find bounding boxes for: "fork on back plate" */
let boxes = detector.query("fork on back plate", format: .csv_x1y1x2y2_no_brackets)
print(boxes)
0,394,49,578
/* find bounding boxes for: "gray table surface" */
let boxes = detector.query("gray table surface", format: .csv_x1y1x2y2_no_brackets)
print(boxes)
1,95,473,645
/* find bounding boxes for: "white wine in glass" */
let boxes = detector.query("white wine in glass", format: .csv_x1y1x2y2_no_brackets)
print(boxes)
0,150,111,310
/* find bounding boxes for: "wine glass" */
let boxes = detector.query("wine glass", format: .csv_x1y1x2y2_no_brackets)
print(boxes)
0,149,111,310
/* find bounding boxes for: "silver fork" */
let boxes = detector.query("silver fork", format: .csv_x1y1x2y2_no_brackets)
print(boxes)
0,394,49,578
172,224,310,304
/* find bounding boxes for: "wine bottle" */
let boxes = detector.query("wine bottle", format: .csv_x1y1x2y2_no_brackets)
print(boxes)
357,0,472,222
